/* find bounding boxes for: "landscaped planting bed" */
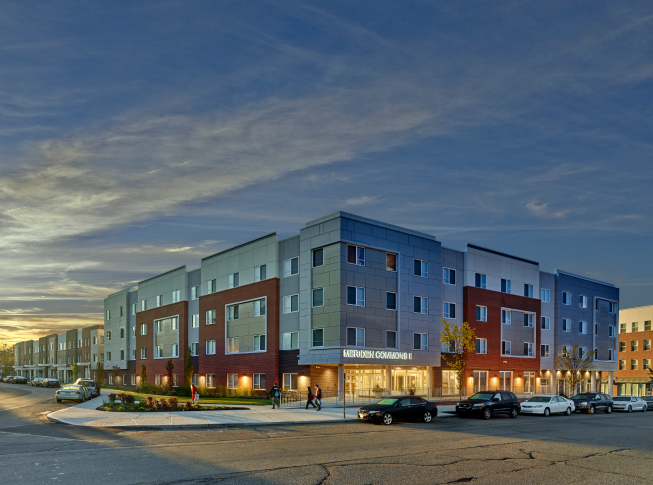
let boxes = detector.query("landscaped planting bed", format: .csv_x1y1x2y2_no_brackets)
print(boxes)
97,393,250,412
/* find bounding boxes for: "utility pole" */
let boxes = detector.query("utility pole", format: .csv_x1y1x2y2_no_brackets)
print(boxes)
343,372,346,419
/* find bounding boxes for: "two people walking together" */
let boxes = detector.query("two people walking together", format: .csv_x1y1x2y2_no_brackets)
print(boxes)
268,383,322,410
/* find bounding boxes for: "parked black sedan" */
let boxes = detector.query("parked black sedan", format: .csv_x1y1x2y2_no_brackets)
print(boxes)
41,378,61,388
13,376,28,384
358,396,437,425
570,393,613,414
456,391,521,419
641,396,653,411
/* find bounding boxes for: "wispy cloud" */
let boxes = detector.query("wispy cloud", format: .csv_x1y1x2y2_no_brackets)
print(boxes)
346,196,380,206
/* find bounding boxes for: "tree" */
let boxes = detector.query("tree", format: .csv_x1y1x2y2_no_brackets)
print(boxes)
94,362,105,385
184,348,193,386
554,345,595,397
439,319,477,401
0,342,15,377
165,360,174,391
111,365,121,386
71,363,79,381
140,364,147,388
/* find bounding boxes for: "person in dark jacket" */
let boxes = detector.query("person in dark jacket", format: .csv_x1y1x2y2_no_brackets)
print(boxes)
269,382,280,409
305,386,316,410
315,384,322,411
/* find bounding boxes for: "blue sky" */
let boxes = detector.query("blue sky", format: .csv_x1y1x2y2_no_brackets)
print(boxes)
1,1,652,343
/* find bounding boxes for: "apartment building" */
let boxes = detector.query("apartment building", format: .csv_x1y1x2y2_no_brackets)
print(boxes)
615,305,653,396
16,211,620,396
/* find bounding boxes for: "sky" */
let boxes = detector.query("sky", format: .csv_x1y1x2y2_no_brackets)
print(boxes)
1,1,652,346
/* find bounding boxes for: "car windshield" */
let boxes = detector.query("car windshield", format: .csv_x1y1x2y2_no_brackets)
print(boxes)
61,386,80,390
527,397,551,402
376,398,398,405
613,397,630,401
571,394,594,400
470,393,494,400
643,397,653,401
79,381,94,385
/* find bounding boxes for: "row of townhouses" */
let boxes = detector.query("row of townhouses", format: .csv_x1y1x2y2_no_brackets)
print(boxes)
13,211,628,396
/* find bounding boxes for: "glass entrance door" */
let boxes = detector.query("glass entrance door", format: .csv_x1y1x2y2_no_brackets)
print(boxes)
499,371,512,391
473,371,488,392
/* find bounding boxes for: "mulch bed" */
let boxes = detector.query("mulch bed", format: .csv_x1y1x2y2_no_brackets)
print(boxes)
97,404,250,412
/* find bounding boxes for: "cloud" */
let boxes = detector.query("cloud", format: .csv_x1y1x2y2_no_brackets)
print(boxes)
346,196,380,206
526,201,570,219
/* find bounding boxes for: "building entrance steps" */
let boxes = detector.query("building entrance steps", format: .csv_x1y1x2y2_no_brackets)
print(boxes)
47,391,458,428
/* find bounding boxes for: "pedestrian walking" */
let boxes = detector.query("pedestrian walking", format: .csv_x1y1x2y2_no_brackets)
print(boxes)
315,384,322,411
269,382,280,409
191,383,199,405
305,386,316,409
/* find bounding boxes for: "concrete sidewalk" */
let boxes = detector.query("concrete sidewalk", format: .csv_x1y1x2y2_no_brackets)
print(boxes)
47,391,458,429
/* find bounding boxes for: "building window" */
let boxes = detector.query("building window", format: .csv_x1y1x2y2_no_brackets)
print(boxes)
107,351,112,361
524,284,533,298
631,359,638,370
171,318,178,330
524,342,534,357
132,303,137,315
502,341,511,356
414,259,428,278
443,268,456,285
171,289,181,303
632,322,639,332
541,344,550,358
241,333,259,352
207,279,216,294
313,249,323,268
192,374,198,386
139,323,146,336
524,314,533,327
109,375,114,385
414,296,428,315
608,326,614,337
106,330,112,341
283,295,299,313
644,339,651,351
141,300,147,311
609,302,617,313
644,359,651,370
106,310,110,320
156,295,163,307
579,295,588,308
608,349,615,361
131,375,136,386
501,279,511,294
140,348,146,359
475,273,487,289
620,322,626,333
540,288,550,303
347,286,365,307
227,305,239,321
255,264,267,282
120,306,124,317
284,257,299,276
476,338,487,354
254,299,267,316
206,340,216,355
312,288,324,308
619,341,626,352
227,373,238,389
386,253,396,271
155,346,163,358
413,333,428,351
253,373,266,390
347,328,365,347
347,245,365,266
227,338,239,353
228,272,239,289
562,318,571,332
561,345,570,357
206,374,215,388
442,301,454,318
312,329,324,347
442,340,456,353
386,331,397,349
631,340,638,351
579,321,587,334
131,326,136,337
541,316,550,330
283,331,299,350
120,350,125,360
191,285,199,300
192,314,199,328
386,292,397,311
191,343,199,356
502,310,511,325
171,344,178,357
283,373,298,390
646,321,652,331
562,291,571,305
131,349,136,360
619,360,626,370
154,321,162,333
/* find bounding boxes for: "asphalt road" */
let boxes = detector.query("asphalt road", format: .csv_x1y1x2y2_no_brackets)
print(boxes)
1,383,653,484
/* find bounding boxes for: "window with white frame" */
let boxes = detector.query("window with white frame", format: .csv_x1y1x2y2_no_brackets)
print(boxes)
192,314,199,328
442,340,456,353
206,340,216,355
156,295,163,307
131,326,136,337
540,288,550,302
443,301,455,318
207,279,216,294
632,321,639,332
413,333,428,351
106,310,110,320
156,346,164,358
523,313,533,327
347,286,365,306
541,316,550,330
524,284,533,298
171,289,181,303
131,349,136,360
609,301,617,313
562,318,571,332
192,374,198,386
580,295,588,308
171,344,178,357
475,273,486,289
524,342,534,357
191,285,199,300
253,334,266,351
154,321,162,333
171,317,178,330
476,338,487,354
347,327,365,347
386,253,396,271
312,249,323,268
579,321,587,334
608,325,614,337
141,323,147,335
476,305,487,322
283,373,298,390
140,347,147,359
283,331,299,350
283,295,299,313
643,357,650,368
501,279,511,294
501,310,511,325
347,245,365,266
312,288,324,307
191,342,199,356
109,375,114,385
206,374,215,388
386,291,397,310
227,305,239,321
253,299,266,317
254,264,267,282
227,373,238,389
414,259,428,278
228,272,239,288
415,296,428,315
443,268,455,285
141,300,147,311
578,347,586,358
106,330,112,341
132,303,137,315
561,345,570,357
631,359,638,370
253,373,266,390
155,375,161,385
386,330,397,348
227,337,239,353
107,351,112,361
120,350,125,360
284,257,299,277
502,340,511,355
541,344,550,358
562,291,571,305
131,375,136,385
312,329,324,347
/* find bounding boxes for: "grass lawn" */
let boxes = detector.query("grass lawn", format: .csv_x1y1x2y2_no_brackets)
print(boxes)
101,388,272,406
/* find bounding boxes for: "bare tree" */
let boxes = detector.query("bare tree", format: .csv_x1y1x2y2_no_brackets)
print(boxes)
554,345,595,397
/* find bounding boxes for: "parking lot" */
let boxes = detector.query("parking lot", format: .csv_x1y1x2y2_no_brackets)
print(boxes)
2,382,653,483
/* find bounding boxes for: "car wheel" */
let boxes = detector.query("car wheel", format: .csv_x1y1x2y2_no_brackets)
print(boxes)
543,408,550,417
565,407,572,416
588,405,595,414
483,408,492,420
510,407,519,418
422,411,433,423
382,413,393,425
643,406,647,413
606,406,612,414
56,399,61,403
628,406,632,413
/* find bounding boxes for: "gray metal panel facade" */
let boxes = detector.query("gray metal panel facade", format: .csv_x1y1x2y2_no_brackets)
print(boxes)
539,271,555,369
279,235,300,345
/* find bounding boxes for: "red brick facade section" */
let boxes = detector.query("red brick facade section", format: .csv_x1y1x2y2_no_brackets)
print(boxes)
463,286,541,381
135,301,188,386
616,330,653,379
198,278,279,391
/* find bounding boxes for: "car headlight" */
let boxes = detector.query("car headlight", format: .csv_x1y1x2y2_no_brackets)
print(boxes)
534,405,543,408
472,403,484,407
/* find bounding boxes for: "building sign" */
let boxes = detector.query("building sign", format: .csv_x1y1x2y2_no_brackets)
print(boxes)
343,349,413,360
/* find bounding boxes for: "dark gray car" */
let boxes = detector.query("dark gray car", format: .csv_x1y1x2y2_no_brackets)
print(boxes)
571,393,613,414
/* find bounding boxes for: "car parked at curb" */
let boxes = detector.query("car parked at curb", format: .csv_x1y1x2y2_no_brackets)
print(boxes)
456,391,521,419
73,378,100,398
570,393,613,414
520,395,575,416
3,376,16,383
31,377,45,386
358,396,438,425
612,396,647,413
56,385,92,403
13,376,28,384
41,378,61,388
641,396,653,411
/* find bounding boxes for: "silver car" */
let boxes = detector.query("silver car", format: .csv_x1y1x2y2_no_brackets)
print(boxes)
31,377,44,386
612,396,647,413
56,385,92,403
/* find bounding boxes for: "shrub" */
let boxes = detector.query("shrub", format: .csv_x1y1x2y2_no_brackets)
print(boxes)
177,384,191,397
159,398,169,410
108,393,117,405
122,393,135,405
118,392,127,402
167,397,179,409
184,400,193,411
153,399,162,411
145,396,155,408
